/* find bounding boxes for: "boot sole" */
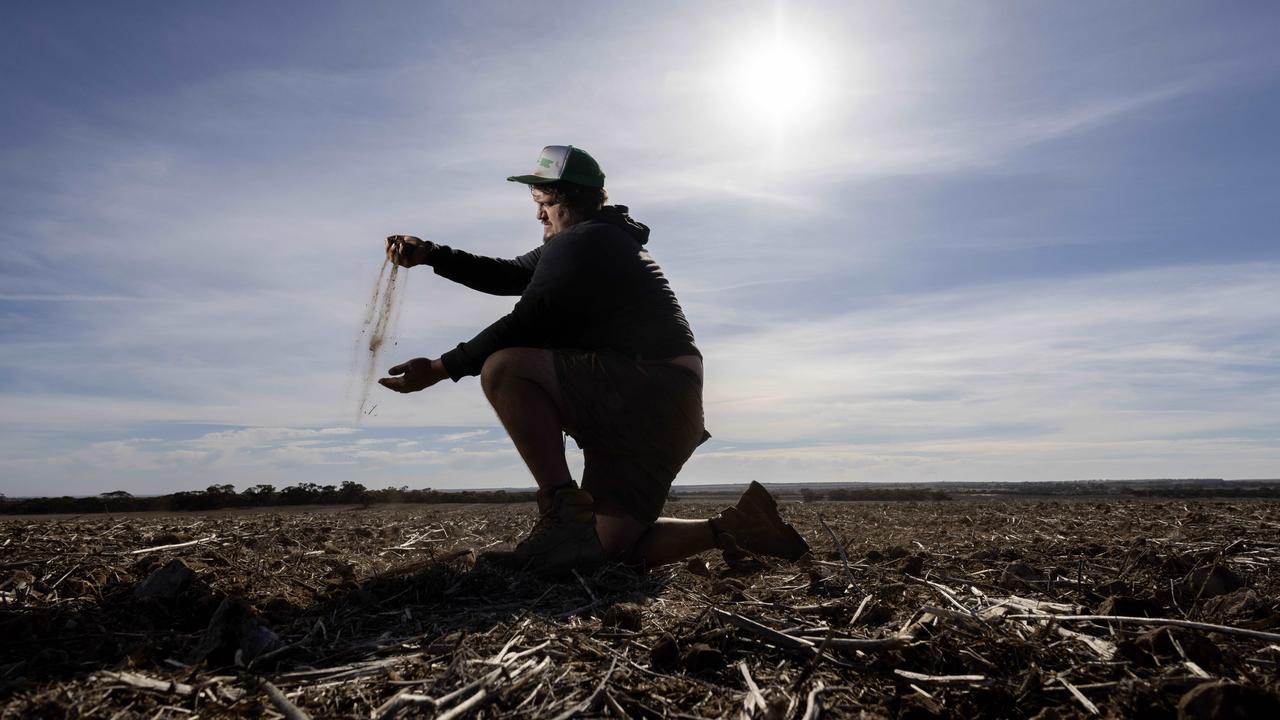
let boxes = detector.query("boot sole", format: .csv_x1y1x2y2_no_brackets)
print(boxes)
737,481,810,561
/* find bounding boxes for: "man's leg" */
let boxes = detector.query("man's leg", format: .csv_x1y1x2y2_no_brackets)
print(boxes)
596,513,716,567
478,348,605,577
480,348,573,491
596,482,811,567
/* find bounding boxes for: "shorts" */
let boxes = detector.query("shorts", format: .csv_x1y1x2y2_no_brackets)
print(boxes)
554,349,710,525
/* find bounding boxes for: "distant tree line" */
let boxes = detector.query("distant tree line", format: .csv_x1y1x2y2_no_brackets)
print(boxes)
1124,486,1280,499
0,482,539,515
950,479,1280,498
799,487,952,502
791,480,1280,501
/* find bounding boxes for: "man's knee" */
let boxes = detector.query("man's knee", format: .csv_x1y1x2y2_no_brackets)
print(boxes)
480,348,555,398
595,513,647,562
479,348,515,398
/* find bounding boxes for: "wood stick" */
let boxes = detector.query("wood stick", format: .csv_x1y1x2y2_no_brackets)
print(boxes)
492,632,524,664
712,608,816,656
433,667,504,708
501,640,551,665
1044,676,1206,693
849,594,872,626
431,656,543,718
262,680,312,720
1007,614,1280,643
796,635,909,651
602,689,629,718
738,661,767,714
96,671,195,697
128,535,217,555
816,513,855,587
1055,626,1116,660
572,568,599,604
894,669,987,684
373,692,435,720
0,559,53,570
912,576,984,619
550,658,616,720
801,681,825,720
435,689,488,720
1058,677,1099,715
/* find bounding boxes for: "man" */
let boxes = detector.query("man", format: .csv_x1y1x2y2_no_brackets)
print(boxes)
380,145,808,576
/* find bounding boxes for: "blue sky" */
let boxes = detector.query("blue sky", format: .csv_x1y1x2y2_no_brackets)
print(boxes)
2,2,1278,496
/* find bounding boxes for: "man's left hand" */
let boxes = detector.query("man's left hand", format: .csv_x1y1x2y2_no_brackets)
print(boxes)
379,357,448,393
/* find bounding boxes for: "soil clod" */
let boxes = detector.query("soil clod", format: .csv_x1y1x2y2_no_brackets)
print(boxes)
1177,681,1280,720
133,558,195,600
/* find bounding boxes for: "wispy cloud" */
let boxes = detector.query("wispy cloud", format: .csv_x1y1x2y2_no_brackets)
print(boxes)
3,3,1278,495
0,294,175,303
693,262,1280,480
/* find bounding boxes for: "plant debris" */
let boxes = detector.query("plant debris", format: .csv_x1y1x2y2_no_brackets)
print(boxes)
2,498,1279,717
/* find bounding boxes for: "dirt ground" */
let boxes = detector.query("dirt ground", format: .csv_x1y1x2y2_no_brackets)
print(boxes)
3,498,1279,718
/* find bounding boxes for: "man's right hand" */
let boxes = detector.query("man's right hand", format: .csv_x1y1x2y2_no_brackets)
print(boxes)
379,357,448,393
386,235,437,268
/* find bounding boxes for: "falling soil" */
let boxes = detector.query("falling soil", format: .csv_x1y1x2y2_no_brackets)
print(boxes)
352,258,406,420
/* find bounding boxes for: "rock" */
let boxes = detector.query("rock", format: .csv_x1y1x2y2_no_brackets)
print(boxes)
853,602,894,626
1161,554,1196,577
883,545,909,560
1000,561,1045,589
1177,565,1244,602
1177,681,1280,719
711,578,747,601
188,596,280,665
1131,626,1223,669
650,633,679,669
899,554,925,576
685,558,710,577
1200,588,1262,622
807,570,828,595
600,603,643,632
1096,595,1162,617
133,559,195,600
681,642,725,673
722,552,767,574
426,631,465,655
4,570,35,591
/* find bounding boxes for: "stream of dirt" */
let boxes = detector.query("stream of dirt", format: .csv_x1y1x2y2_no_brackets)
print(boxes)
352,258,406,420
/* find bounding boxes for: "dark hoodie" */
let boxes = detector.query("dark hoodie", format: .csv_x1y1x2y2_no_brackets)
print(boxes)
429,206,700,380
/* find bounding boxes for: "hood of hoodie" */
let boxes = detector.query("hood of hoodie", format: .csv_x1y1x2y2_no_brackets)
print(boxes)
590,205,650,246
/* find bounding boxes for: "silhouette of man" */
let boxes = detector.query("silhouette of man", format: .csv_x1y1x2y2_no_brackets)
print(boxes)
381,145,806,575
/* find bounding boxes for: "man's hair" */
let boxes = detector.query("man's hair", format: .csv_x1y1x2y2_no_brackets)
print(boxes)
532,182,609,225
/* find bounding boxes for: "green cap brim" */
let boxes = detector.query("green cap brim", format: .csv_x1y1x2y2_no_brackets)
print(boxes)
507,174,559,185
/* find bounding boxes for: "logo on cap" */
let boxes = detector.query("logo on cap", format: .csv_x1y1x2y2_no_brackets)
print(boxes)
508,145,604,188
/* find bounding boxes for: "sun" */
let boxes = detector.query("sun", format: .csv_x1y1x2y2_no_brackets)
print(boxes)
726,33,826,131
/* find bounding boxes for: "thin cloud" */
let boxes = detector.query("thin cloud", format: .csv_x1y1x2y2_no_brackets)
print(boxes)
0,294,174,303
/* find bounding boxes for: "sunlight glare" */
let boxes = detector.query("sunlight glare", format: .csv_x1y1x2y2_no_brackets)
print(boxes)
727,34,826,131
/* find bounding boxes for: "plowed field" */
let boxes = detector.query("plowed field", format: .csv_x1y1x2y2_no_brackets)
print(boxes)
3,498,1279,718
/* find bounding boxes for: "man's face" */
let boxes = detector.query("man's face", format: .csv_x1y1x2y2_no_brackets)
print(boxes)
531,188,571,241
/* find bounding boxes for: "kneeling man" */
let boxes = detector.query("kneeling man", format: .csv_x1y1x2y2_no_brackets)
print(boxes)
380,145,807,576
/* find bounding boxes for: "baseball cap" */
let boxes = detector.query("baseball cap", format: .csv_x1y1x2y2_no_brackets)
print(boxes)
507,145,605,188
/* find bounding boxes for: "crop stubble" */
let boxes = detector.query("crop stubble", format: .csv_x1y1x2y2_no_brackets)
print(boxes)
2,498,1279,717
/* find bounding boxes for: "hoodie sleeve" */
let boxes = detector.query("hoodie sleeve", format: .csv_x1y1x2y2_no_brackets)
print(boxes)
438,231,597,379
428,245,542,296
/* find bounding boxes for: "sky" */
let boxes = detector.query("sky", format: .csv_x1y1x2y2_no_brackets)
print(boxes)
2,2,1278,497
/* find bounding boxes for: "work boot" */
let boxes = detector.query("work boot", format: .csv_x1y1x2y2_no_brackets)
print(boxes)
710,481,810,562
479,485,605,578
